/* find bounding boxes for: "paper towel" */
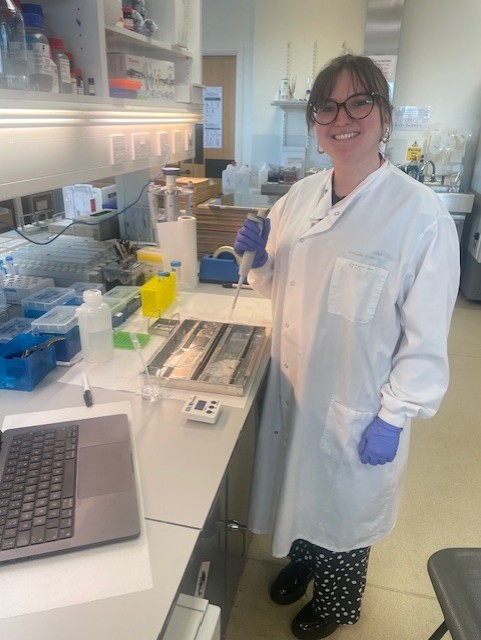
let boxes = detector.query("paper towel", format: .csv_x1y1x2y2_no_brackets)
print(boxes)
156,216,198,290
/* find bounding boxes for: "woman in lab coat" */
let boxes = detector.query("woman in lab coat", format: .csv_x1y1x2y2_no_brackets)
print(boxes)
234,54,460,639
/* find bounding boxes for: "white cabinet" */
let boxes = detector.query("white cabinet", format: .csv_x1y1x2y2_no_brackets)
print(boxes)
0,0,203,201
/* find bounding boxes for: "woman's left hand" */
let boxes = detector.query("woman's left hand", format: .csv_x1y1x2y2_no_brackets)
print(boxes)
358,417,402,465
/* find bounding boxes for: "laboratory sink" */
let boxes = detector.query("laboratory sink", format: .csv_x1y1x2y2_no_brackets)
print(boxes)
425,185,474,213
427,185,453,193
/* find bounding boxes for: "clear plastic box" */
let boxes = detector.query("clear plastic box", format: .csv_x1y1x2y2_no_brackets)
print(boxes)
21,287,76,318
103,285,141,318
30,306,80,362
0,317,32,343
2,275,55,304
103,258,145,287
66,282,106,306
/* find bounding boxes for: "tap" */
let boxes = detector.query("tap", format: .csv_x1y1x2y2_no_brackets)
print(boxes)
419,159,436,182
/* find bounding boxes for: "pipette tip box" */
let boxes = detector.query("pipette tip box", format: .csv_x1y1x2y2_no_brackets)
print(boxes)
30,306,80,362
21,287,76,318
0,317,32,344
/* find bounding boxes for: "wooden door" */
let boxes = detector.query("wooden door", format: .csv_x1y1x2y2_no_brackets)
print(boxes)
181,55,236,182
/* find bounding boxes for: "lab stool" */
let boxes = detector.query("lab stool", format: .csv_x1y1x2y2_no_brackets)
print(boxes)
427,548,481,639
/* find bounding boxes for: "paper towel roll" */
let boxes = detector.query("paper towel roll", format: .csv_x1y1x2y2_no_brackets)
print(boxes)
156,216,198,290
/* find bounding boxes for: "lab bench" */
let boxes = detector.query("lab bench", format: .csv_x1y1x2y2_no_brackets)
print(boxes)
0,284,272,639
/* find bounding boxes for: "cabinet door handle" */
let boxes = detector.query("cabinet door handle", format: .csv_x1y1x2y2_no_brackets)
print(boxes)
227,519,247,557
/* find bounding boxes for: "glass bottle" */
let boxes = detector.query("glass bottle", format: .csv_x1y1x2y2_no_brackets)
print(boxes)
48,37,72,93
0,0,29,90
23,10,52,92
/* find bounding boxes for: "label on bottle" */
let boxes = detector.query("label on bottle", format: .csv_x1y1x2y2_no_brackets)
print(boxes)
58,57,71,85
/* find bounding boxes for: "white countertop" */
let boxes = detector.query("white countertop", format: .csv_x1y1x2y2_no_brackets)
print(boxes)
0,284,272,639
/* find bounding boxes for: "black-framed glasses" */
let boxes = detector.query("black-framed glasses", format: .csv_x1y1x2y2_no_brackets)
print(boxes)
310,92,380,125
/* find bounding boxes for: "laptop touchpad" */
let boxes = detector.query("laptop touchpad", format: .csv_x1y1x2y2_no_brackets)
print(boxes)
78,442,132,498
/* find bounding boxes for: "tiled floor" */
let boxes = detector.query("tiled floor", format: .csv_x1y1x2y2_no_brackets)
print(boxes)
226,294,481,640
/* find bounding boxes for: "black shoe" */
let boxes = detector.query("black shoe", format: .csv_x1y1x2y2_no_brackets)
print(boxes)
270,562,314,605
291,601,339,639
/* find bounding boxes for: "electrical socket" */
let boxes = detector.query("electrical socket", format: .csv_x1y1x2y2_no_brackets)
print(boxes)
110,134,126,164
185,128,193,152
156,131,169,157
131,133,152,160
172,130,183,154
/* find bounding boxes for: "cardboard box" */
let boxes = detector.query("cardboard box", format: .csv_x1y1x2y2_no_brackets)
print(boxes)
107,53,147,92
0,206,14,234
175,84,204,104
145,58,175,100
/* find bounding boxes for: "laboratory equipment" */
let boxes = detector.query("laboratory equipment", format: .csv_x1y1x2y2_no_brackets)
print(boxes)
148,166,193,232
148,318,269,396
181,395,222,424
140,271,176,317
230,208,269,314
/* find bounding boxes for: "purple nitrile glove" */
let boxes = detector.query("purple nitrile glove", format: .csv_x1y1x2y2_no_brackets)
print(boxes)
358,416,403,465
234,217,271,269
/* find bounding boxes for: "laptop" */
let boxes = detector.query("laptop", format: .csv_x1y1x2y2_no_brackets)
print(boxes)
0,413,141,563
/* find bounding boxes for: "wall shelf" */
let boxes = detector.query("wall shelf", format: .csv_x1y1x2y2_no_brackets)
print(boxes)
0,0,203,200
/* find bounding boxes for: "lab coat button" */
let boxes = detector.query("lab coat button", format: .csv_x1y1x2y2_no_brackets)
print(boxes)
285,322,289,328
300,237,305,243
290,281,295,286
334,211,340,216
283,363,288,368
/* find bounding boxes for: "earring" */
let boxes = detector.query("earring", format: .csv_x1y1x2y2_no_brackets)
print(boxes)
317,144,324,154
381,131,390,143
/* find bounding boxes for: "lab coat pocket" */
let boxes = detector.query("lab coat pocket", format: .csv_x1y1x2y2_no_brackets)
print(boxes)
320,399,376,466
328,257,388,323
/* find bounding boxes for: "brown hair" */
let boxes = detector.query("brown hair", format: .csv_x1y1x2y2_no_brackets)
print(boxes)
306,54,393,138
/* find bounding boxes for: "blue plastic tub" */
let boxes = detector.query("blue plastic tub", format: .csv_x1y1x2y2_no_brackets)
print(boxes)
0,333,57,391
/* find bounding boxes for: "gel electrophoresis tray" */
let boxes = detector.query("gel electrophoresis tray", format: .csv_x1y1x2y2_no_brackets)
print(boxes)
148,319,268,396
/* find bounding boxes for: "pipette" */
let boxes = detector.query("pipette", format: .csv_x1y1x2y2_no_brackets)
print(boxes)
230,208,269,316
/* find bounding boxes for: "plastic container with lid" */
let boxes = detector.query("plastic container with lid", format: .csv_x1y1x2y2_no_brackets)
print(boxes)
0,0,29,90
48,37,72,93
21,286,75,318
23,11,52,92
75,288,114,363
30,305,80,362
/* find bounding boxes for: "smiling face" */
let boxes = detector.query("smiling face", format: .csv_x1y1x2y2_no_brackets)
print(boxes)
314,69,388,171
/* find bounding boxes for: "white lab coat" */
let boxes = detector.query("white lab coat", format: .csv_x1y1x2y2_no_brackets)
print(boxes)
247,161,460,555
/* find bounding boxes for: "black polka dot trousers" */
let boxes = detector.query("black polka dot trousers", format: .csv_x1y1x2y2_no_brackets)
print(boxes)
288,538,370,625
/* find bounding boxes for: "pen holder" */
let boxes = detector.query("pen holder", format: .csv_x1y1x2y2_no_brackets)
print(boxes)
0,334,57,391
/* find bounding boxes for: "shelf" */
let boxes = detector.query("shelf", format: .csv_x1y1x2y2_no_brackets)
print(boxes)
271,100,309,109
105,25,194,62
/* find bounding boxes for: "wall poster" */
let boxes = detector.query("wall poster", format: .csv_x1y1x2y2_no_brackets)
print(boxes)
203,86,223,149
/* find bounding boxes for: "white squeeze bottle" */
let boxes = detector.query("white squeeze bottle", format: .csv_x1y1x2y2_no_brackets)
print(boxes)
76,289,114,363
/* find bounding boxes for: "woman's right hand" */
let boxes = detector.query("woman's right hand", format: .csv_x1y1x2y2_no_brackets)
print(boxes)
234,218,271,268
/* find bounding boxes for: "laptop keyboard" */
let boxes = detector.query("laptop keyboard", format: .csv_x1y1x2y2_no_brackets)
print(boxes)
0,425,78,552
